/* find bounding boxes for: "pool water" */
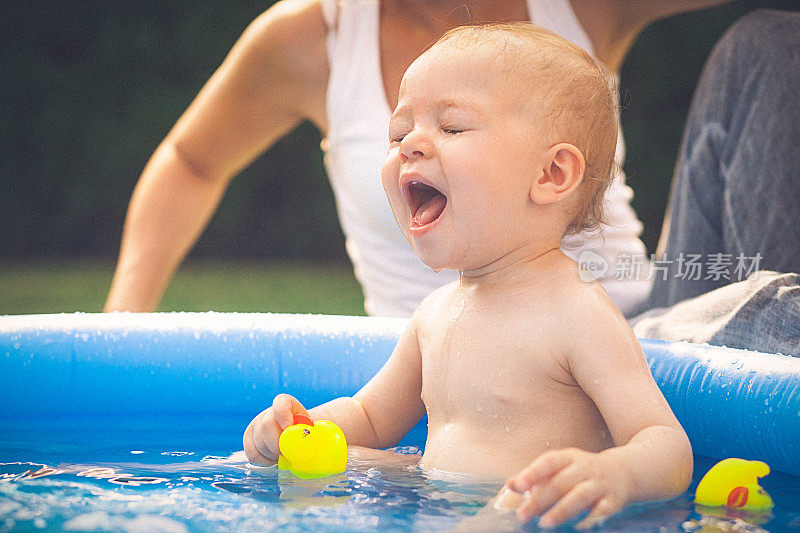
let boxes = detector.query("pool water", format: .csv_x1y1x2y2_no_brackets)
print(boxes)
2,437,799,532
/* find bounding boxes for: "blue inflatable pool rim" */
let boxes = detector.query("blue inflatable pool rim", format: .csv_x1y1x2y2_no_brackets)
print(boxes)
1,312,799,476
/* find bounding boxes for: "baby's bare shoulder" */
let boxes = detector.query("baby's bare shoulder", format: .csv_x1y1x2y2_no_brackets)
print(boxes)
562,281,628,340
411,280,460,325
518,255,620,316
566,277,622,320
551,263,644,369
512,258,629,351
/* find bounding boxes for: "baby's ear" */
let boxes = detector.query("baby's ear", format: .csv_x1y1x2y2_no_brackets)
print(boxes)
529,143,585,205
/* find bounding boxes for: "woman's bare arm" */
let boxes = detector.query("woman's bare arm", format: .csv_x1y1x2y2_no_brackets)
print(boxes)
105,0,328,311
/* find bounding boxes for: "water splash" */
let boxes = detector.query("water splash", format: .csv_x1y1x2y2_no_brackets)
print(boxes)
1,451,798,532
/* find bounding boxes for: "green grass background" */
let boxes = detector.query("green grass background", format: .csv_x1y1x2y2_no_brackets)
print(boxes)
0,261,365,316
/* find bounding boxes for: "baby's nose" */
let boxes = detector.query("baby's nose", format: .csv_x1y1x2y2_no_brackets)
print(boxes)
400,149,425,162
400,130,432,161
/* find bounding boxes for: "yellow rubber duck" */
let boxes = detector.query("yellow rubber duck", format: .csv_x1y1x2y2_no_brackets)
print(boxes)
278,414,347,479
695,458,774,511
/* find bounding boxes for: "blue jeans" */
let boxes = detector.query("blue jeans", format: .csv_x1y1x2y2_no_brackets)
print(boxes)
629,9,800,356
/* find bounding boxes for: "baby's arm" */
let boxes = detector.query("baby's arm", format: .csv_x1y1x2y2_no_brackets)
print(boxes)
243,316,427,465
506,297,692,529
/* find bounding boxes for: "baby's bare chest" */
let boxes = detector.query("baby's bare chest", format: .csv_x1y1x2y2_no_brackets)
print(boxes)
417,308,574,418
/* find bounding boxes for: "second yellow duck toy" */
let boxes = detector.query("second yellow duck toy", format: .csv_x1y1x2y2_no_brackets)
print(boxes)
694,458,774,511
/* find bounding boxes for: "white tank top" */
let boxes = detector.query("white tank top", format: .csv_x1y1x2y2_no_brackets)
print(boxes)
320,0,651,317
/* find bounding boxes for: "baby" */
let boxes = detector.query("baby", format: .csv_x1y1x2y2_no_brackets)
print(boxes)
244,23,692,529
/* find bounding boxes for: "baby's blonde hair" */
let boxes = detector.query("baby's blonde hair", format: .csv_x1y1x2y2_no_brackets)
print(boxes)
430,23,619,236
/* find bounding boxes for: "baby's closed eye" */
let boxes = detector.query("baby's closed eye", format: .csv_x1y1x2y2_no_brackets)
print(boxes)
388,116,412,144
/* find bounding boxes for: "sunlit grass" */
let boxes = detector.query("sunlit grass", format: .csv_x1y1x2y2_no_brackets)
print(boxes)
0,260,366,316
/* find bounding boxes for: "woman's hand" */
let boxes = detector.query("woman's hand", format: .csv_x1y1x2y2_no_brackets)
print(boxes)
504,447,632,529
243,393,311,465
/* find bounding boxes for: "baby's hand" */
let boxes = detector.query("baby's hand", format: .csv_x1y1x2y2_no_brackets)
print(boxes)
243,393,311,465
505,448,632,530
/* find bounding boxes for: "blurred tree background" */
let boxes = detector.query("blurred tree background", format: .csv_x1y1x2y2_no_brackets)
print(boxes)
1,1,798,312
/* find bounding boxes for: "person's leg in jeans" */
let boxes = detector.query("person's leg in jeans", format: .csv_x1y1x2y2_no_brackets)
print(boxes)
630,9,800,355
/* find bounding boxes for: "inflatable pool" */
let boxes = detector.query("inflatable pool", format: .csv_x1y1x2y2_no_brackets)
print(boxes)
1,312,799,531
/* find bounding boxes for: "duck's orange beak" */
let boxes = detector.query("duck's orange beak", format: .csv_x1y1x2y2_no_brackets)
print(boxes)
292,414,314,427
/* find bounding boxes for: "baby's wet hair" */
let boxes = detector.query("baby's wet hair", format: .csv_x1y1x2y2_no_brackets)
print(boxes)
430,23,620,236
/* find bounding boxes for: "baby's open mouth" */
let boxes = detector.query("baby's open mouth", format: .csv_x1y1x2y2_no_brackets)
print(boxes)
407,181,447,228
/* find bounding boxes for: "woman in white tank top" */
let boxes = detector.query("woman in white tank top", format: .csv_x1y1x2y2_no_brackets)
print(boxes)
104,0,731,316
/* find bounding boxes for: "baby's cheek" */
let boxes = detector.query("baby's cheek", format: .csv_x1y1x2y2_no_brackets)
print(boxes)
380,156,397,191
381,158,403,210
